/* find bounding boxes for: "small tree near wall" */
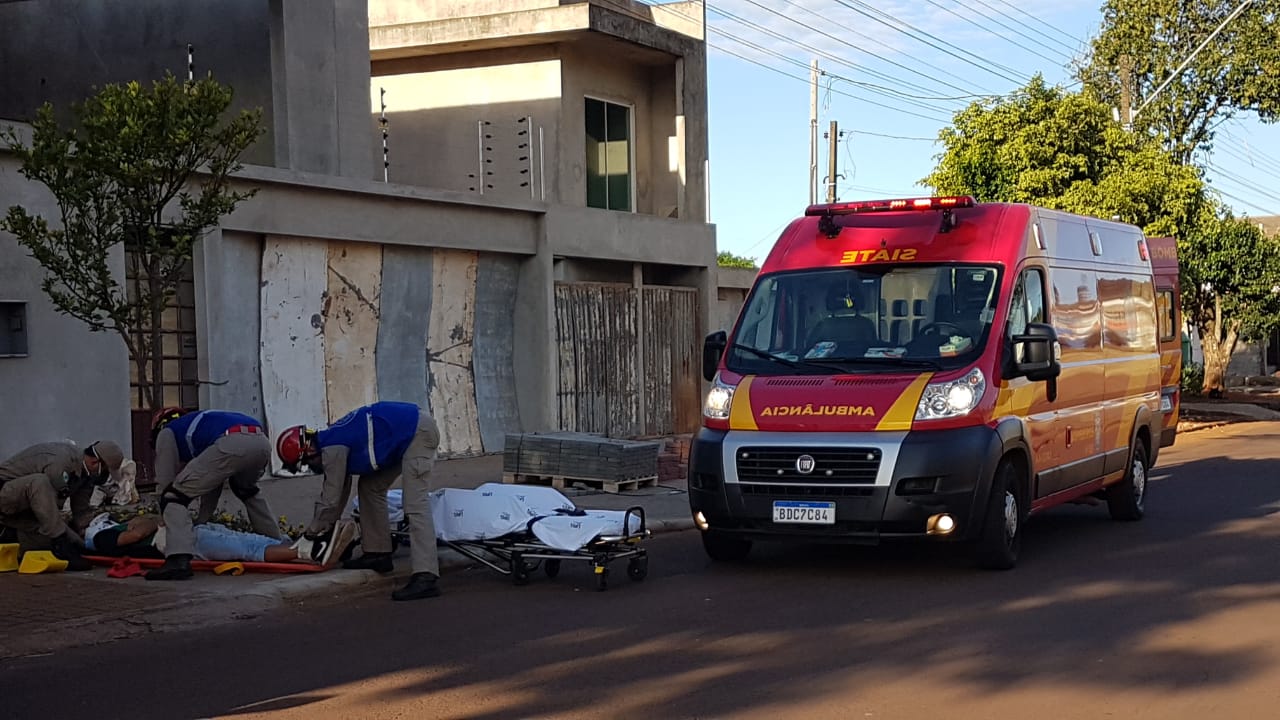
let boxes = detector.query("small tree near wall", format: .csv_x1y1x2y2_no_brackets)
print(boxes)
1,74,262,410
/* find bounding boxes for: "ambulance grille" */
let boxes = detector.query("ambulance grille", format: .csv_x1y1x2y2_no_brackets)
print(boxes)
735,447,881,485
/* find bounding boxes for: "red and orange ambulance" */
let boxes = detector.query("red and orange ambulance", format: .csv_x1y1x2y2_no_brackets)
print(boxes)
691,196,1164,569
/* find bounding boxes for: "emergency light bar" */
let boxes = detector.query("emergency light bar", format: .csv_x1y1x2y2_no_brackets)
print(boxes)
804,195,976,216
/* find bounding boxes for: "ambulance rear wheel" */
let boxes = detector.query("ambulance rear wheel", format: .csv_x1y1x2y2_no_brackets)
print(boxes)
1107,438,1148,521
975,460,1022,571
701,530,752,562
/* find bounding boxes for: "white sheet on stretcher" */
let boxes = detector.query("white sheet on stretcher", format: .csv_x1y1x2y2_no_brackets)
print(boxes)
353,483,641,552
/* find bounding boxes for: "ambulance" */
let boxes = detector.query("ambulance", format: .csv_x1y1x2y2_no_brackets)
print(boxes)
1147,236,1183,448
691,196,1163,569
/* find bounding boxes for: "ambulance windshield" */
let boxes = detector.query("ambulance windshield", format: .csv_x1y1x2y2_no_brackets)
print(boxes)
727,264,1000,375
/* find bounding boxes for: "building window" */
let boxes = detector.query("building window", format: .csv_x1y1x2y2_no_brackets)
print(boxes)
1156,289,1176,342
126,254,199,410
0,302,29,357
585,97,632,211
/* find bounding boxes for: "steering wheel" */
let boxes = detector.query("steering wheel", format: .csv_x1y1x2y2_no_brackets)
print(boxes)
915,321,967,338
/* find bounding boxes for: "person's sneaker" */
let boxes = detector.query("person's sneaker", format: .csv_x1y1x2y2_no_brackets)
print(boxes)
392,572,441,601
342,551,394,573
323,522,359,569
145,554,194,581
294,525,342,565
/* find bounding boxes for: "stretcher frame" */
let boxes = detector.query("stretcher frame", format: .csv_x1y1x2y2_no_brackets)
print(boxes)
401,506,651,591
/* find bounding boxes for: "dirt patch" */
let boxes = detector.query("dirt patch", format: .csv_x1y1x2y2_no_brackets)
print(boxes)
1178,410,1249,433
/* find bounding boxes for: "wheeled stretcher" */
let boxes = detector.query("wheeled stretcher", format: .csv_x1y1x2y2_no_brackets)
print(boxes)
353,482,650,591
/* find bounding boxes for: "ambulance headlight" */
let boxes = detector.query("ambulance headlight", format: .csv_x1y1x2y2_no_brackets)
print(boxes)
916,368,986,420
703,375,736,420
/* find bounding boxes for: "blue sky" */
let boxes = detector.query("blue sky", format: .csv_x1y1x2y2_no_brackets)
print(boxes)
657,0,1280,261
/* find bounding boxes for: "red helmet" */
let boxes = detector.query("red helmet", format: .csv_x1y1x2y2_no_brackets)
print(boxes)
275,425,316,473
150,406,188,445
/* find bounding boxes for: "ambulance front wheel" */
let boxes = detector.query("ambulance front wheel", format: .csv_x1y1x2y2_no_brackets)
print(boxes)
701,530,752,562
974,460,1023,571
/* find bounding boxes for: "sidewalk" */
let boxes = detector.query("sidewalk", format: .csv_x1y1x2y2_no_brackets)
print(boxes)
1,455,693,660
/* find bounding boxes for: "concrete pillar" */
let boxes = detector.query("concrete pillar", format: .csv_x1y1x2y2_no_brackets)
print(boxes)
193,230,265,419
679,44,709,222
514,222,558,432
268,0,375,179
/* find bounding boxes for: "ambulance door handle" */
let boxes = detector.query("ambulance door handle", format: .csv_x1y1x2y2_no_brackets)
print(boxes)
1065,425,1072,448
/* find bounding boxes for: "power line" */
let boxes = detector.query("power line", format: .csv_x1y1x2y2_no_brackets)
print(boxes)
707,23,963,115
987,0,1087,52
847,129,936,141
708,40,953,123
923,0,1073,66
731,0,994,97
829,0,1030,85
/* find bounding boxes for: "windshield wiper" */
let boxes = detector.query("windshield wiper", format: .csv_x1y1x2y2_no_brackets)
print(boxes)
730,344,833,372
804,356,944,370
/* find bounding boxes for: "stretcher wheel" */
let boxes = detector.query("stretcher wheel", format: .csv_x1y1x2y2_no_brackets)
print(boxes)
544,559,561,578
594,567,609,592
627,555,648,582
510,552,531,586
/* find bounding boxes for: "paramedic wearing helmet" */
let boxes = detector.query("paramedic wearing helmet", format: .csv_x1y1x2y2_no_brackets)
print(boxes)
147,407,284,581
276,400,442,602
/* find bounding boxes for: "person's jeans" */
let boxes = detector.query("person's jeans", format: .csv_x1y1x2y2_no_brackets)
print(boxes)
195,524,284,562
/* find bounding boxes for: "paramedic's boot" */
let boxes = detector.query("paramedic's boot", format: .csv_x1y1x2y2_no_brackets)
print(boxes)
50,533,91,572
145,553,194,581
392,572,441,601
342,551,394,573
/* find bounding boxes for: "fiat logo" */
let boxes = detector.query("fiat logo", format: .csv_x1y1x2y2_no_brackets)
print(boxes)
795,454,816,475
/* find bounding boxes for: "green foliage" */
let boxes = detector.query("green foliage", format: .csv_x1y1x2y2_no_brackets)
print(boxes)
1082,0,1280,163
923,76,1206,238
717,250,758,269
1180,213,1280,343
1181,362,1204,396
1,73,263,408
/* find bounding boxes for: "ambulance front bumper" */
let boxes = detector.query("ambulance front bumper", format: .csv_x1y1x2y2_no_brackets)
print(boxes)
687,425,1003,544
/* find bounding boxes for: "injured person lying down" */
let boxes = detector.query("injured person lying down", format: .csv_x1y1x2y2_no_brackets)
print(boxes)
83,513,355,567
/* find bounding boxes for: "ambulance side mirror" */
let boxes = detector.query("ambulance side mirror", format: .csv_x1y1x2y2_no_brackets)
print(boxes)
703,331,727,382
1012,323,1061,383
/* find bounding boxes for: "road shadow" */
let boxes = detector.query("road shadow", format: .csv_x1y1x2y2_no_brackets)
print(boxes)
4,446,1279,720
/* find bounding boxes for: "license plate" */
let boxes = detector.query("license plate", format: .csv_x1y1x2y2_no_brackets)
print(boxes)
772,500,836,525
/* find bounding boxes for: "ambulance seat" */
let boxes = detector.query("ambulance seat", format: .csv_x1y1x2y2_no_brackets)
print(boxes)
889,299,910,344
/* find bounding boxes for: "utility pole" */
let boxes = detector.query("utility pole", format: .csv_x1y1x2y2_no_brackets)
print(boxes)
826,120,839,203
809,59,818,205
1118,54,1133,130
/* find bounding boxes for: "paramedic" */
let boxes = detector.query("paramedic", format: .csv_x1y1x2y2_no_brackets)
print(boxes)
275,400,442,601
0,439,126,570
146,408,284,581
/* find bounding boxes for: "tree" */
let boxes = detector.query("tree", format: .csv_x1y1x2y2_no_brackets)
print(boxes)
923,76,1206,236
717,250,758,269
1,73,262,410
1082,0,1280,163
1179,213,1280,393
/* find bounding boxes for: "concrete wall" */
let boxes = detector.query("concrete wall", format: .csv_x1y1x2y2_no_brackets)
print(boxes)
0,0,277,167
0,154,131,458
371,49,563,200
714,266,756,334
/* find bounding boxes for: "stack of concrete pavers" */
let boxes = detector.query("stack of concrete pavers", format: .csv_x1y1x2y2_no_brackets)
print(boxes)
503,431,659,482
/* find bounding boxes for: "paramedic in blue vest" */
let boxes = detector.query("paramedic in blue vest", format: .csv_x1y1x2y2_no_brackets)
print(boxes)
146,407,284,581
275,400,442,602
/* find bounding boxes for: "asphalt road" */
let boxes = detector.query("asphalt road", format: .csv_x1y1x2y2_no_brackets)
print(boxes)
4,422,1279,720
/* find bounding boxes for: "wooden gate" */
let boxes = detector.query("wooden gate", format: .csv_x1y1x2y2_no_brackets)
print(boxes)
555,283,700,437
